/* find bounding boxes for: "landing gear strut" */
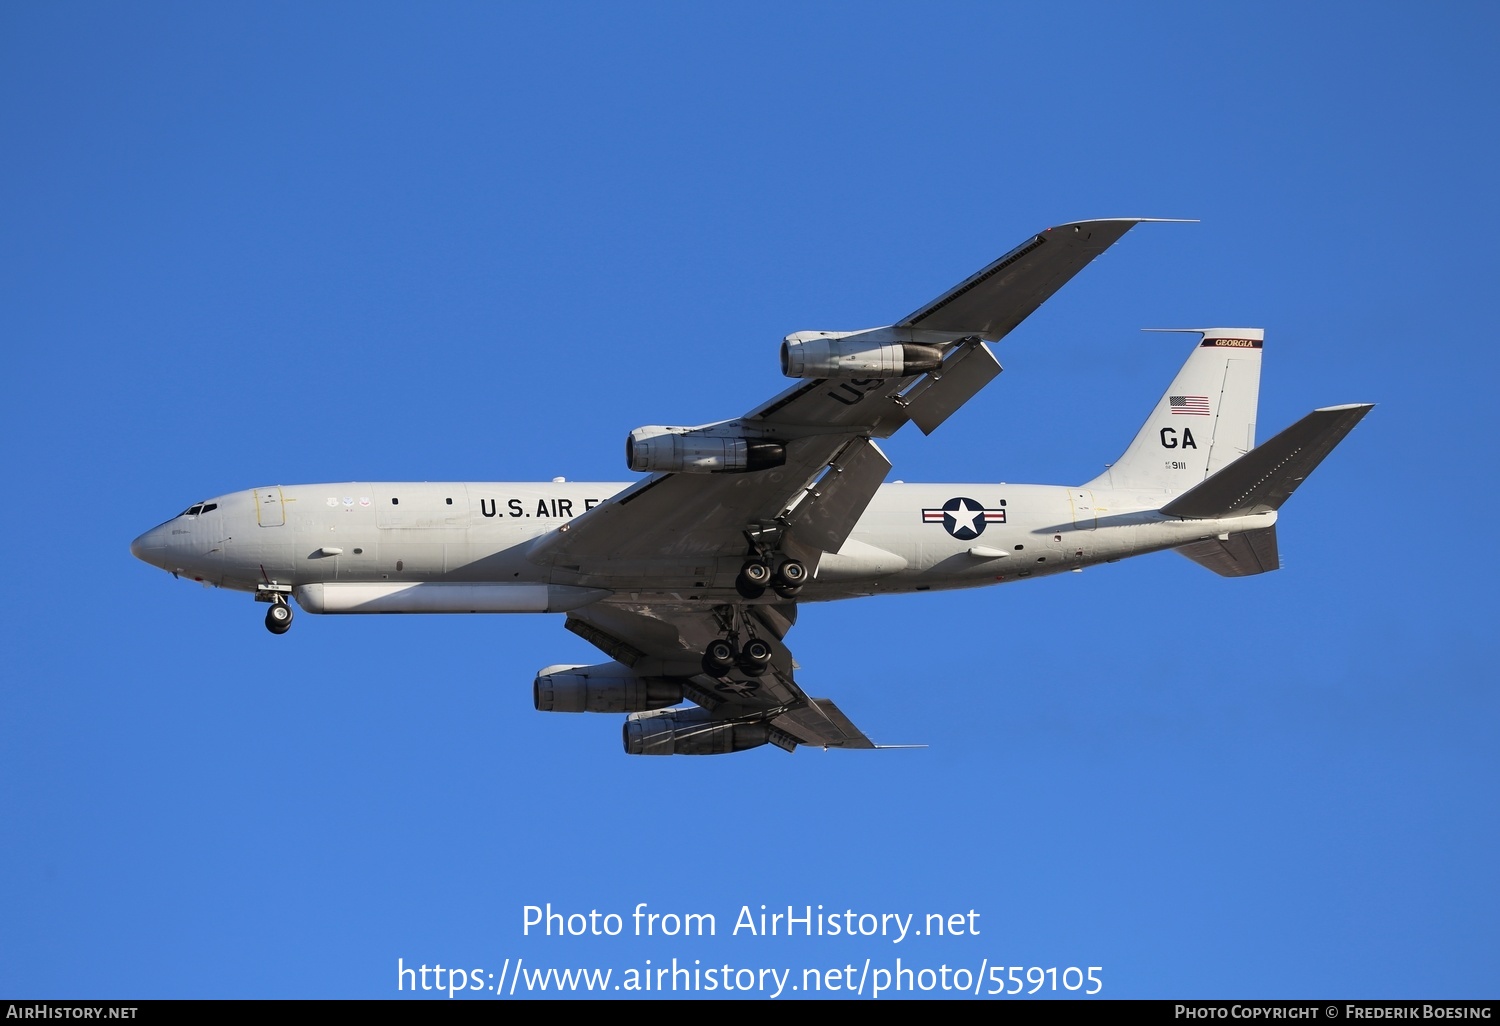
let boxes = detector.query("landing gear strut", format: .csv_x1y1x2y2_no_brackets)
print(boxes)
264,596,293,635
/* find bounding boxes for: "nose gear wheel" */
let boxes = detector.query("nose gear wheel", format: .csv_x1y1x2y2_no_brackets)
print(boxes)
264,598,293,635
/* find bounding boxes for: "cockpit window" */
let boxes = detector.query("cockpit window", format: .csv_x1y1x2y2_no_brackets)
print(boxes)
178,502,217,517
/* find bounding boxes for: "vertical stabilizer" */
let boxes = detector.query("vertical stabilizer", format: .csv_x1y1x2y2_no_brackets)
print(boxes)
1086,329,1263,495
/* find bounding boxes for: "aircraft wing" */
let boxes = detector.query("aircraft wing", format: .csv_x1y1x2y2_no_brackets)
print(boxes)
895,218,1149,341
529,218,1151,573
528,219,1152,749
565,601,877,750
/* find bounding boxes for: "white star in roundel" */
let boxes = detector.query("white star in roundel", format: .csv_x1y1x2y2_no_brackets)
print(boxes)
944,498,985,539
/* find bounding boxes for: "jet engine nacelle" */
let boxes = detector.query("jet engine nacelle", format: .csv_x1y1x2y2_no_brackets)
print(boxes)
622,707,770,756
534,662,684,713
780,339,943,379
626,426,785,474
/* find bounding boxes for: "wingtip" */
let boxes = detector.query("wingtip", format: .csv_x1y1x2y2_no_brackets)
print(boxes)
1050,217,1198,229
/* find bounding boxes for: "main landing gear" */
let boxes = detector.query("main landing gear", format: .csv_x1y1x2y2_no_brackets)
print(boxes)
701,636,774,678
703,525,803,678
264,596,293,635
700,605,775,679
735,556,807,600
735,521,808,600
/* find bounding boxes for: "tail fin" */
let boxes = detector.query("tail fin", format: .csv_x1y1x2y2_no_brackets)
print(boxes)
1086,329,1263,495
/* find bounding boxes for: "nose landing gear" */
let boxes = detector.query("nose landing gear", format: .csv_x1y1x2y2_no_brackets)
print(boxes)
264,597,293,635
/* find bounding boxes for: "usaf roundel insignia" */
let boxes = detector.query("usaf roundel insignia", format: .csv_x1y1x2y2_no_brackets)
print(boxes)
921,496,1006,540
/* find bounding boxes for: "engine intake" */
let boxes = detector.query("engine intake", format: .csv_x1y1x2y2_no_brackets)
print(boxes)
626,427,784,474
534,662,684,713
780,339,943,379
623,708,771,756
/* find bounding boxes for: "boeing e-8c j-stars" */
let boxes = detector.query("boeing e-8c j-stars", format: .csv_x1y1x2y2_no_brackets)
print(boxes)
131,219,1371,757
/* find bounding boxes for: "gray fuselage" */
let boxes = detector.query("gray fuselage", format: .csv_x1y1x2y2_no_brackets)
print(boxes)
131,481,1272,610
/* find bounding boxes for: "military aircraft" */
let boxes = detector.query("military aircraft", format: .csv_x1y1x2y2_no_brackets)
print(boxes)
130,219,1371,756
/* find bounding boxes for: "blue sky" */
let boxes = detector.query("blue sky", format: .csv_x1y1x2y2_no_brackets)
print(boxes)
2,2,1495,1000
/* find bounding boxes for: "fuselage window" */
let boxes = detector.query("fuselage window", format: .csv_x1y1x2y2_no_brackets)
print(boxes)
445,497,452,505
391,497,399,505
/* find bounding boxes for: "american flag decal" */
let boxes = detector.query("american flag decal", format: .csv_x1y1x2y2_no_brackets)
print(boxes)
1169,395,1210,415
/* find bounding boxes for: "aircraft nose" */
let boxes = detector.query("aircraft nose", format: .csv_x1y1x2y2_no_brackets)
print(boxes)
130,525,167,567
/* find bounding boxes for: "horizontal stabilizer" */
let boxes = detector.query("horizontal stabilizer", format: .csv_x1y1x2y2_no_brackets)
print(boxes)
1175,526,1280,577
1161,404,1373,519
